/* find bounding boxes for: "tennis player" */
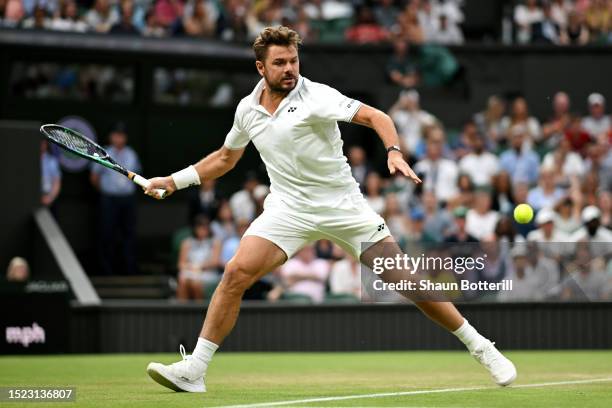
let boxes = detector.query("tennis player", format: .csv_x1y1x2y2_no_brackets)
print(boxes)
144,26,516,393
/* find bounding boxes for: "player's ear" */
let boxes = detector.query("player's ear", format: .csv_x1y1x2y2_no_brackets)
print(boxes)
255,60,264,76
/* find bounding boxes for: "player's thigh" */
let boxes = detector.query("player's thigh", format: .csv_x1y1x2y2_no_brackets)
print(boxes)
359,235,401,270
227,235,288,280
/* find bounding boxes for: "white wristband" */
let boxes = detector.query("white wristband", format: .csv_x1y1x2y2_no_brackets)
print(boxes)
171,165,201,190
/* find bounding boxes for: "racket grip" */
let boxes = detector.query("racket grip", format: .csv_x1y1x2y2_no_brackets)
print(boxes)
131,174,167,199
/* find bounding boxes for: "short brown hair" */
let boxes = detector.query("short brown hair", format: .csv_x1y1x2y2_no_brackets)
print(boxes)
253,26,302,62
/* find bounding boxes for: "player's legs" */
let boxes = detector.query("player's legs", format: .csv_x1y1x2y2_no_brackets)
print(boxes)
147,235,287,392
359,236,464,331
201,235,287,344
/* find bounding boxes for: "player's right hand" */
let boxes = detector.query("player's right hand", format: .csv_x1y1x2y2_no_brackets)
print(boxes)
145,176,177,200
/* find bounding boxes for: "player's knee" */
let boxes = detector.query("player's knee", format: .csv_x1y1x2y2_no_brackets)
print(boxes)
221,260,254,295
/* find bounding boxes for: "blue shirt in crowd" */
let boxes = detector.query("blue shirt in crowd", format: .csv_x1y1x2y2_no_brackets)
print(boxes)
499,148,540,185
91,146,141,196
41,152,61,195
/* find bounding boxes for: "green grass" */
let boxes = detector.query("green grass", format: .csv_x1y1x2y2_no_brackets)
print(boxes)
1,351,611,407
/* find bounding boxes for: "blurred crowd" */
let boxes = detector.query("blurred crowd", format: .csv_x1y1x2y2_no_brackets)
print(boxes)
513,0,612,45
172,88,612,303
0,0,465,44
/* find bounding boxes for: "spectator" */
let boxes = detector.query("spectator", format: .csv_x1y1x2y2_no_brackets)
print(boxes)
597,190,612,229
542,136,586,185
499,125,540,186
218,0,248,41
110,0,140,34
582,93,610,139
564,114,591,156
497,245,540,302
491,171,515,215
252,184,269,217
416,0,437,42
345,6,388,44
347,145,371,187
397,2,425,44
229,171,259,222
414,126,459,203
49,0,87,32
449,173,475,209
373,0,399,32
500,97,542,148
142,6,166,37
473,95,506,151
570,205,612,257
405,206,426,243
40,139,61,210
388,89,437,155
278,245,330,303
554,196,582,235
189,178,222,223
561,243,607,300
86,0,120,33
465,188,499,241
182,0,216,37
220,218,250,266
21,5,51,29
302,0,353,21
6,257,30,282
155,0,185,28
585,0,610,42
562,10,589,44
177,215,221,300
364,171,385,215
329,254,361,299
431,13,464,45
550,0,570,29
211,200,236,242
90,123,141,275
531,1,563,44
527,207,571,259
542,91,571,147
386,39,420,89
514,0,543,44
3,0,24,27
495,215,524,243
458,127,499,187
382,193,410,246
445,206,478,243
527,165,566,211
421,190,454,242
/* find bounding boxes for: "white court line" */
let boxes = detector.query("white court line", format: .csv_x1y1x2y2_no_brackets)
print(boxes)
215,377,612,408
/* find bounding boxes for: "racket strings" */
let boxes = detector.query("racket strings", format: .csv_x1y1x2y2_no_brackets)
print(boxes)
49,128,105,157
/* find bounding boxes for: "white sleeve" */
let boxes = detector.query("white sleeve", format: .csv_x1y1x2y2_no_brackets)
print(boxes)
311,84,362,123
224,103,250,149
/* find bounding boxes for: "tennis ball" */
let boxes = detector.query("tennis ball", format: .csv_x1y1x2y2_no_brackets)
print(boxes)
514,203,534,224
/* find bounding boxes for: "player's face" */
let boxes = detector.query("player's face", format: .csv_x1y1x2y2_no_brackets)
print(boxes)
257,45,300,94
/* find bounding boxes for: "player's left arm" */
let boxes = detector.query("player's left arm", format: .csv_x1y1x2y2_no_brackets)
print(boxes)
351,104,421,184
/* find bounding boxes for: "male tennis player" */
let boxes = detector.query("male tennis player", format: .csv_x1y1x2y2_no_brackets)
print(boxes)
144,26,516,393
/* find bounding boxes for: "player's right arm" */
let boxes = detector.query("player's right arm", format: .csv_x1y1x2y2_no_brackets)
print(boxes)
145,100,250,199
144,146,244,198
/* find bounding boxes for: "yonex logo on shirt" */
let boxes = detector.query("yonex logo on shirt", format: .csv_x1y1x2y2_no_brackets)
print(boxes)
377,224,385,231
288,106,297,113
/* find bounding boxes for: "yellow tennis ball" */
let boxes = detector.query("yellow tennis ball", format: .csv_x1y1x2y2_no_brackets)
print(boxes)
514,203,534,224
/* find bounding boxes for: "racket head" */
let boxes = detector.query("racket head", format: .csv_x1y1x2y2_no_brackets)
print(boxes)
41,124,122,173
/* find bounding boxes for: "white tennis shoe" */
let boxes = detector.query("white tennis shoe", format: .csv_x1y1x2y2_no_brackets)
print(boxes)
471,340,517,386
147,345,206,392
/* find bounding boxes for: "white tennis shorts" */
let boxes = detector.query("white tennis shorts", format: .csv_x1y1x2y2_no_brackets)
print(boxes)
244,192,391,259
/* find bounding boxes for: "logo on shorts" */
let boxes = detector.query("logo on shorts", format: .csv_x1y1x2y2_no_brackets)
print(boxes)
288,106,297,113
377,224,385,232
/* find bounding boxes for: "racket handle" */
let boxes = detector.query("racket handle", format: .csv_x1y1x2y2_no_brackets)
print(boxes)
131,173,167,199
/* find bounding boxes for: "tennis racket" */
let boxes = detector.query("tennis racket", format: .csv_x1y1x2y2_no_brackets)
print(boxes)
41,124,166,199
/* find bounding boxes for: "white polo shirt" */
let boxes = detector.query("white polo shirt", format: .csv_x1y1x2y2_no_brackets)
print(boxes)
224,76,362,209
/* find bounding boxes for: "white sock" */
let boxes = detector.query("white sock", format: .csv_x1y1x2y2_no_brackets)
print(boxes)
190,337,219,375
452,319,487,353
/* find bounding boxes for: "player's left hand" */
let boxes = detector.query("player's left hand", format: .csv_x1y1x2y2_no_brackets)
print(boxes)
388,151,422,184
